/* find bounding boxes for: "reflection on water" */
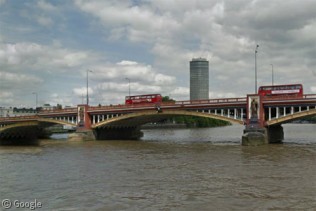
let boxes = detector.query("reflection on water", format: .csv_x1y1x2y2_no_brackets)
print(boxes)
0,124,315,210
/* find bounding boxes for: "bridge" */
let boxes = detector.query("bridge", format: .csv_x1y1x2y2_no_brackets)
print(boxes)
0,94,315,145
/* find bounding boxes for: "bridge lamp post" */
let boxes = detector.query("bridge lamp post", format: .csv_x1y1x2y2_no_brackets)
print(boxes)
254,44,259,94
86,70,93,105
32,92,38,110
125,78,131,97
270,64,274,86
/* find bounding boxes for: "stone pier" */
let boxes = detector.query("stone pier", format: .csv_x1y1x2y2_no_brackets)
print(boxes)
242,125,284,145
68,130,96,141
266,125,284,144
242,128,268,146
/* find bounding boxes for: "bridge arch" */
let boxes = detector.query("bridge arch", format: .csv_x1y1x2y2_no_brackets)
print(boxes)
91,110,244,129
37,118,77,127
265,109,316,126
0,119,76,136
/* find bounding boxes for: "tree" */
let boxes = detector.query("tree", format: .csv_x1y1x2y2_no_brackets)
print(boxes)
162,96,175,102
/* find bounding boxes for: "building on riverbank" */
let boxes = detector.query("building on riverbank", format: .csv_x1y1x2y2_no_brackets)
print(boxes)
190,58,209,100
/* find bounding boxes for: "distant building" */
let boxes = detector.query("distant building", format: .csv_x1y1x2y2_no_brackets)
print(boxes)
0,107,13,117
0,107,37,117
190,58,209,100
42,104,56,111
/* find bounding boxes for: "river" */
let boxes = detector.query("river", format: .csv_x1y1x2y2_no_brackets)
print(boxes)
0,124,315,210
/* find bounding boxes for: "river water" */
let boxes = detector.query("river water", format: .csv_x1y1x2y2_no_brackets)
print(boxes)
0,124,315,210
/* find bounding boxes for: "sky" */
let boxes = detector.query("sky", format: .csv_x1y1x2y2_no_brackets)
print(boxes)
0,0,315,108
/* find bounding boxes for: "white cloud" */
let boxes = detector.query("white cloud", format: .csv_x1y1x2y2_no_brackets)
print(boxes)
73,87,94,96
37,0,57,11
37,15,54,26
0,42,94,71
0,72,42,85
1,0,316,107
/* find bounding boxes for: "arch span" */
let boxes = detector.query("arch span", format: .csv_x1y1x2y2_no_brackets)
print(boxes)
266,108,316,126
92,110,243,128
0,119,76,133
0,121,39,133
37,118,77,127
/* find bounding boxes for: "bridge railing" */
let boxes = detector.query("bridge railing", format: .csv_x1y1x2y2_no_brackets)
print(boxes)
262,94,316,101
88,97,248,111
174,97,247,105
88,102,172,111
38,107,77,114
303,94,316,99
0,115,38,122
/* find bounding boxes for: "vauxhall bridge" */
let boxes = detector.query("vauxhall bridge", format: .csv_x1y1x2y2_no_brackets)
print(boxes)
0,94,315,145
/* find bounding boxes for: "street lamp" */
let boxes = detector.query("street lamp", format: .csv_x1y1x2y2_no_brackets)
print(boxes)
270,64,274,86
32,92,38,109
86,70,93,105
255,44,259,94
125,78,130,97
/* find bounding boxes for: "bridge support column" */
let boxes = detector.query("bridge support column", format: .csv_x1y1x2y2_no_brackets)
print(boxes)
242,94,268,146
68,130,96,141
242,128,268,146
266,125,284,144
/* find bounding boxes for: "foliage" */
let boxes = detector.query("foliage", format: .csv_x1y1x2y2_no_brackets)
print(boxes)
162,96,175,102
161,96,230,127
171,116,231,128
300,115,316,123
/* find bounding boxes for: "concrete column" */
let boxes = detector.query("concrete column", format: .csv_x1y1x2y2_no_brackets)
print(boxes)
267,125,284,144
242,127,268,146
241,109,243,120
269,107,271,120
77,104,92,130
283,107,286,116
291,106,294,115
92,115,95,124
234,108,237,119
299,106,301,112
228,109,230,118
276,107,280,118
221,109,223,116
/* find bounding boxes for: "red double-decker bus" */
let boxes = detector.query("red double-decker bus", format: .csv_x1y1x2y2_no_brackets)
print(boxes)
125,94,163,105
258,84,303,97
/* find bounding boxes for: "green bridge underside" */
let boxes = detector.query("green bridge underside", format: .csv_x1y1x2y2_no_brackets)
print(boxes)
92,110,244,128
266,109,316,126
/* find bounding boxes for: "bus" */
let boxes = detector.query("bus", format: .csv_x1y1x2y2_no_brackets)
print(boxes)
258,84,303,97
125,94,163,105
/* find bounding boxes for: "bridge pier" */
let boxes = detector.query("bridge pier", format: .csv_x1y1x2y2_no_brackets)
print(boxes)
266,125,284,144
242,125,284,145
68,129,96,141
242,127,268,146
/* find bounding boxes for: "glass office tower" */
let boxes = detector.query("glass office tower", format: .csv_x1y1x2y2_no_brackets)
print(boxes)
190,58,209,100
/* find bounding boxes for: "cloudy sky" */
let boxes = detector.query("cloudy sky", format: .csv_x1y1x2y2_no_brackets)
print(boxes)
0,0,315,108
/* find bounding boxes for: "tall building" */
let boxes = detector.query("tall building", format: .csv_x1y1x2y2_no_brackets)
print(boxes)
190,58,209,100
